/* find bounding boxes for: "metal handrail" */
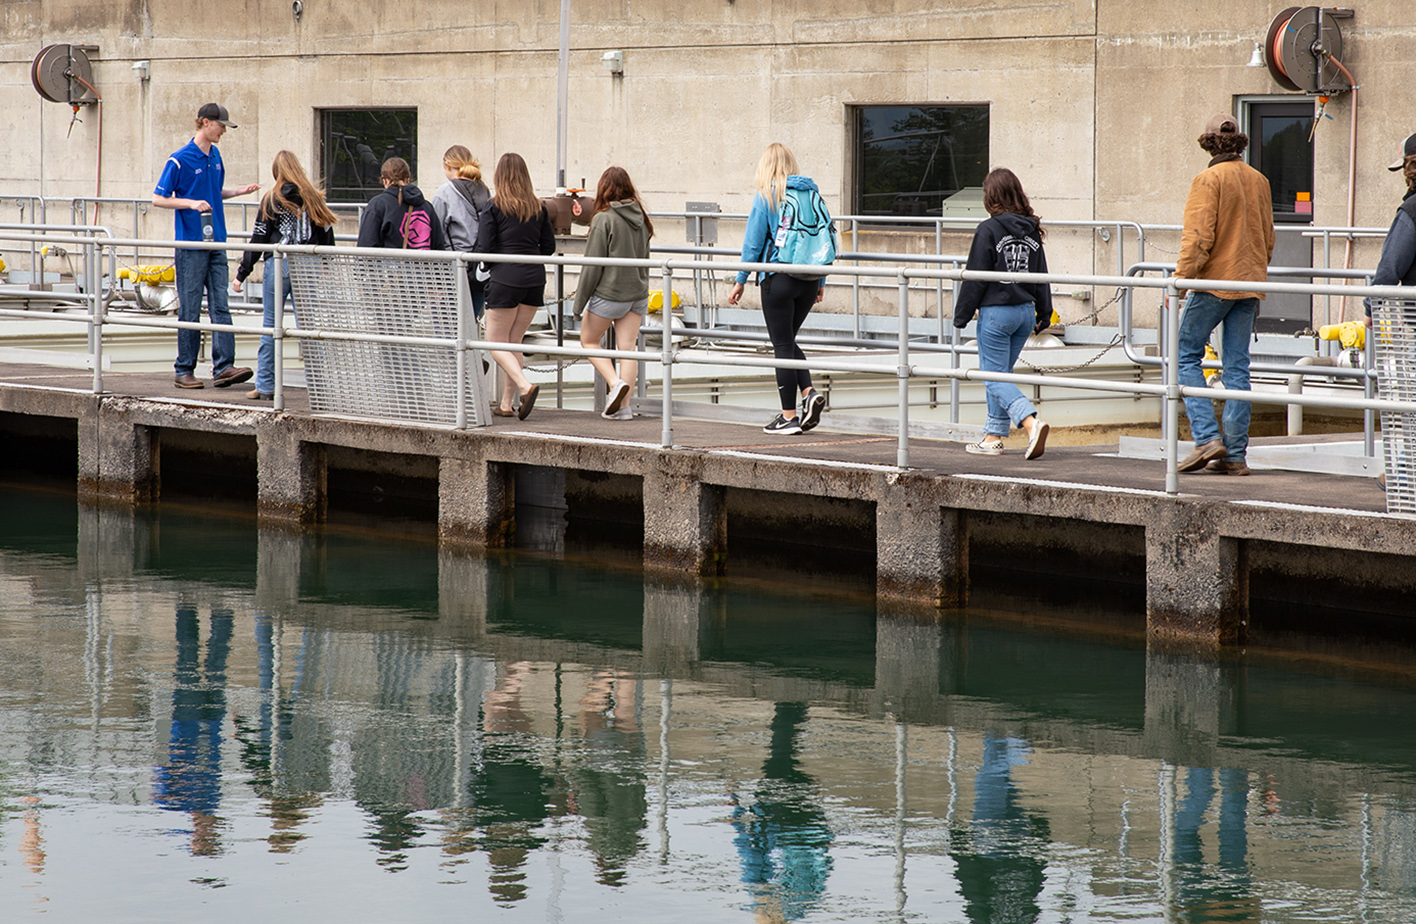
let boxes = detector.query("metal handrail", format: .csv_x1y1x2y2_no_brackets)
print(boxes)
3,229,1412,498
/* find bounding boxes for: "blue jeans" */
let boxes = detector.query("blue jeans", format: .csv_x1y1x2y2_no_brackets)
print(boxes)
256,262,294,395
977,303,1039,436
173,248,234,377
1178,291,1257,461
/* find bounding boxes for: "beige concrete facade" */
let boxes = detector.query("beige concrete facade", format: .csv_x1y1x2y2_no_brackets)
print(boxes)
4,2,1415,325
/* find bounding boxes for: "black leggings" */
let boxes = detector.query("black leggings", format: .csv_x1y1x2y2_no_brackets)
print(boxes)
761,274,817,411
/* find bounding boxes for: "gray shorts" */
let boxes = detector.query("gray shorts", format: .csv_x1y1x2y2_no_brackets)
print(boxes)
586,295,648,320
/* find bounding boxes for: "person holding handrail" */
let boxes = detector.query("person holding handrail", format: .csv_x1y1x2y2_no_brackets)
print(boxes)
727,142,833,436
151,102,259,390
232,151,336,401
574,167,653,421
953,168,1052,460
1174,113,1275,477
473,153,556,420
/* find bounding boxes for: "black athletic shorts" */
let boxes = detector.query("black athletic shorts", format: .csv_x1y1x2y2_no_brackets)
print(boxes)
485,281,545,310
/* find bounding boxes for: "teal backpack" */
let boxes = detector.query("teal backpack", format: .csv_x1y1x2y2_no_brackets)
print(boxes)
772,186,837,281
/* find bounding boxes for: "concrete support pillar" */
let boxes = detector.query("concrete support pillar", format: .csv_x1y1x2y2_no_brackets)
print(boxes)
874,610,944,721
78,402,158,504
1145,502,1247,645
439,455,516,548
1143,647,1239,767
642,455,726,576
438,548,489,638
876,475,966,608
256,423,326,525
77,502,152,580
255,527,313,617
642,574,721,671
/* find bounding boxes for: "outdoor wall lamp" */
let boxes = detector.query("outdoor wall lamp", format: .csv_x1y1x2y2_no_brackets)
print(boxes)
602,50,623,75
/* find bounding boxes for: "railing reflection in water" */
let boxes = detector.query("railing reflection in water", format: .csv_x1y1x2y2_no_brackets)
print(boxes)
1,494,1415,920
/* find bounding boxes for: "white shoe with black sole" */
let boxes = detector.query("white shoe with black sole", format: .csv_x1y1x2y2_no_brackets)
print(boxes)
763,414,803,435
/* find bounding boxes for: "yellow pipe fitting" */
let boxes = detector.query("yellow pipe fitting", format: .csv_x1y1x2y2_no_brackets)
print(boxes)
118,265,176,285
1318,321,1365,350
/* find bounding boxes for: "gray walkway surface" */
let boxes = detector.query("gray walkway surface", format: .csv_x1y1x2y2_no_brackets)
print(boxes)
1,361,1389,516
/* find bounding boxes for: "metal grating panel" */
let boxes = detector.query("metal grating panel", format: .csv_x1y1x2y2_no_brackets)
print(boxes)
1372,297,1416,515
286,252,492,427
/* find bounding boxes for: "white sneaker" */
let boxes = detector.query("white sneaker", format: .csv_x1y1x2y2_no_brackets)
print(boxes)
966,436,1005,455
1025,419,1050,460
605,379,631,415
602,406,633,420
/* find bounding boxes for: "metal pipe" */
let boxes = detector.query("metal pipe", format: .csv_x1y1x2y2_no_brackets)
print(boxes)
660,263,674,449
1165,281,1180,495
897,270,910,469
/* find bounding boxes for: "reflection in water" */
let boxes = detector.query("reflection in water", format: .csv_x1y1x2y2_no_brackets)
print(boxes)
3,488,1416,921
952,735,1050,924
153,604,233,856
732,703,833,922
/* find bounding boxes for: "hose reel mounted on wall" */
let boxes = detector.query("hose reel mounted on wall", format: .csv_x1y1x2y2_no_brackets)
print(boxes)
1264,7,1354,94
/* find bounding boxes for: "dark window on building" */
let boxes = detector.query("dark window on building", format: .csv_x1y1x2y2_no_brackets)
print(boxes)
853,105,989,218
319,109,418,204
1248,101,1314,224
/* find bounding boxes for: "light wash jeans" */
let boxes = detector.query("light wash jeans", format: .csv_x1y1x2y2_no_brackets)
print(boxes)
173,248,233,377
977,303,1039,436
255,261,293,395
1178,291,1257,462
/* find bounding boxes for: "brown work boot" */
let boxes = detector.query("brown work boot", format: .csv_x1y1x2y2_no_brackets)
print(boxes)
212,366,253,388
1205,458,1251,476
1177,439,1225,473
174,373,204,389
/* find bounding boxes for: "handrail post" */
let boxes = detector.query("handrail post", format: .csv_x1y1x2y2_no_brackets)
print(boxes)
949,265,961,424
660,263,675,449
455,256,469,430
897,269,911,469
851,219,861,339
89,238,103,394
272,250,285,412
1364,323,1376,458
1165,280,1181,495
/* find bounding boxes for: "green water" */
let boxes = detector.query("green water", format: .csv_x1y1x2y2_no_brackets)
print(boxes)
1,484,1415,923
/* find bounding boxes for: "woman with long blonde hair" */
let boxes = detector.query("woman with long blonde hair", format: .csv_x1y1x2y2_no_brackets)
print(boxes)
432,144,493,317
473,152,556,419
727,142,833,435
233,150,336,399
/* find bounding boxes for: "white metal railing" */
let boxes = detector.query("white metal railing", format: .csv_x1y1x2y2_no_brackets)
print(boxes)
2,228,1414,503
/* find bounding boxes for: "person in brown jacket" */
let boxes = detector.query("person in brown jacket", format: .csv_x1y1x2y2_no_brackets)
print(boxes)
1175,113,1275,476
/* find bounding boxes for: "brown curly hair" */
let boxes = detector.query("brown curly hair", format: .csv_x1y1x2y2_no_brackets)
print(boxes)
1198,130,1249,157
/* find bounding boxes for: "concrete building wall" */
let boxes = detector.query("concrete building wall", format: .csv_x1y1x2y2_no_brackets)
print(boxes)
3,1,1414,324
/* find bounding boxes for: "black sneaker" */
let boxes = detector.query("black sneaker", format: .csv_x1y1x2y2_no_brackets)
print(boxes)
763,414,803,435
800,391,826,432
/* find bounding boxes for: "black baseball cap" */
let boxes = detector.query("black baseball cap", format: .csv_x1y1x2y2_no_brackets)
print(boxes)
1389,133,1416,171
197,103,237,128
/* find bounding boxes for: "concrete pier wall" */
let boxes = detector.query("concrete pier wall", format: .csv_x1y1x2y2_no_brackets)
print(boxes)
6,386,1416,646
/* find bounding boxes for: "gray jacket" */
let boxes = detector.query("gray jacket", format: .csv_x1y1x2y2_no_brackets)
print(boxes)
573,200,651,315
431,178,491,253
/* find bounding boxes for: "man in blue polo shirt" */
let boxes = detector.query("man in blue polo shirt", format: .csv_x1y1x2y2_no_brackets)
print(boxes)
152,102,260,389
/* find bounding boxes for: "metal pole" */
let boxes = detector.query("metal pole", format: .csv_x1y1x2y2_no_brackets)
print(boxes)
89,239,103,394
272,250,285,411
660,264,674,449
455,257,469,430
851,219,861,338
556,262,565,408
949,269,961,424
897,270,911,469
1165,281,1181,495
1364,327,1376,458
556,0,570,189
